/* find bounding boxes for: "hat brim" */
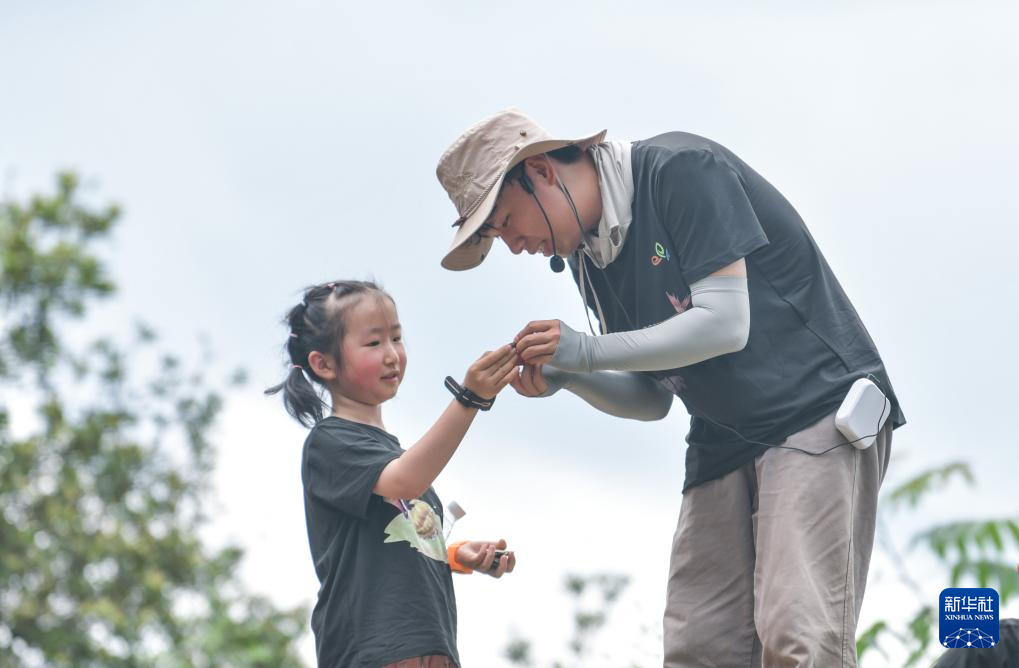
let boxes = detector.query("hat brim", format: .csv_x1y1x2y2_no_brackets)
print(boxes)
441,130,607,271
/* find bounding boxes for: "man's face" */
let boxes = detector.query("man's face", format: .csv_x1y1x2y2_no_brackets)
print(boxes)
477,161,585,259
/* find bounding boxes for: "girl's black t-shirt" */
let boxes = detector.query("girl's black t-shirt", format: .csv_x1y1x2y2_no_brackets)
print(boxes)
573,132,905,491
301,416,458,667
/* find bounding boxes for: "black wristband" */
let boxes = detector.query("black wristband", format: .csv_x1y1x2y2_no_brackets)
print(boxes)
444,376,495,411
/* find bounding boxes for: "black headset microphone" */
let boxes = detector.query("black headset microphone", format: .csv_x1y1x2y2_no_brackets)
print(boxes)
519,172,566,273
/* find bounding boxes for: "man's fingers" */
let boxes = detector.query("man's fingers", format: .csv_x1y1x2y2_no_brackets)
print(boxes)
515,340,546,362
520,341,556,363
514,323,539,342
529,365,548,393
515,320,555,342
518,367,538,395
522,365,538,393
513,368,536,396
511,367,546,397
516,332,553,353
527,365,548,394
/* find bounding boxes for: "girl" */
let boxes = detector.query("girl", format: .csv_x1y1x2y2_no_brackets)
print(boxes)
267,280,518,668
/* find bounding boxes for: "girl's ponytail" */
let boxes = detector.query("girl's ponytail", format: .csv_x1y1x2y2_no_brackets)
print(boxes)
267,365,325,428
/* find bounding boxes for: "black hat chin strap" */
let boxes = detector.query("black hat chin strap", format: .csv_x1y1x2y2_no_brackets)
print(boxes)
555,176,608,335
523,169,609,334
556,177,588,243
522,167,593,273
520,172,565,273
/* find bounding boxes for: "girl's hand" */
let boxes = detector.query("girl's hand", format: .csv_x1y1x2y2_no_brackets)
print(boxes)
510,364,549,397
513,320,561,366
463,345,518,399
455,539,515,578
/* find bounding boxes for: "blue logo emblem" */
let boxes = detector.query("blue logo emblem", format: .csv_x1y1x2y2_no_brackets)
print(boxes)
939,588,999,649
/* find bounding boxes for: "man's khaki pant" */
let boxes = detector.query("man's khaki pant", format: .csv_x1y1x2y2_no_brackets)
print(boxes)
663,413,892,667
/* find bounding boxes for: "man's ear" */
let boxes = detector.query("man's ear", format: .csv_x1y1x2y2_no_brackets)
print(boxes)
308,350,337,380
524,155,556,188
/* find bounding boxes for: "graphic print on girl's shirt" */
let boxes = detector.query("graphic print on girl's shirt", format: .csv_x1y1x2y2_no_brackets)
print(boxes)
383,498,448,562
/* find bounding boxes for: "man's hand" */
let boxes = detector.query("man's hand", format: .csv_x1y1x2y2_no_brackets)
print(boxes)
510,364,549,397
514,320,561,366
455,539,515,578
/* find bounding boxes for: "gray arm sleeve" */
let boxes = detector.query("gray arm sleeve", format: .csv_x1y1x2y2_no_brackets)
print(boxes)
549,275,750,373
539,367,673,421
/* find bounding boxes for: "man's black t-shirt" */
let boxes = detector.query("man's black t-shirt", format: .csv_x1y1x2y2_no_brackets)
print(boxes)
302,416,458,667
573,133,905,490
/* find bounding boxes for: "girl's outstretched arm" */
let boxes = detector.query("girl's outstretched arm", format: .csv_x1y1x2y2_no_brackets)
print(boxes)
373,345,517,499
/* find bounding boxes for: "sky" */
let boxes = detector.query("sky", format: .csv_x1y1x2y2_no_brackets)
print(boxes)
2,1,1018,665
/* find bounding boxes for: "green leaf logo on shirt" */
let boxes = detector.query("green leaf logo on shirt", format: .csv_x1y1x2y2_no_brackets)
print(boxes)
652,242,671,266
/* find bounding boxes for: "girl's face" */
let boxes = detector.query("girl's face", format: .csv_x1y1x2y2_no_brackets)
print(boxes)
333,295,406,406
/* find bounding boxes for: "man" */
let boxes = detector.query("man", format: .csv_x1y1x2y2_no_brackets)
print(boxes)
435,108,905,667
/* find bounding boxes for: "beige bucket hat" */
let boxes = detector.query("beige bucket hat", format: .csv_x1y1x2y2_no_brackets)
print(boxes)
436,108,606,271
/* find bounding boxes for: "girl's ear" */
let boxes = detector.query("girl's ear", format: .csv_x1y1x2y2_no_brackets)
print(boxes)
308,350,337,381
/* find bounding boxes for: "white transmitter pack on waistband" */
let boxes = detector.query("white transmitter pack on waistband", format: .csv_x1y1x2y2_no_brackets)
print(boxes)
835,378,890,450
